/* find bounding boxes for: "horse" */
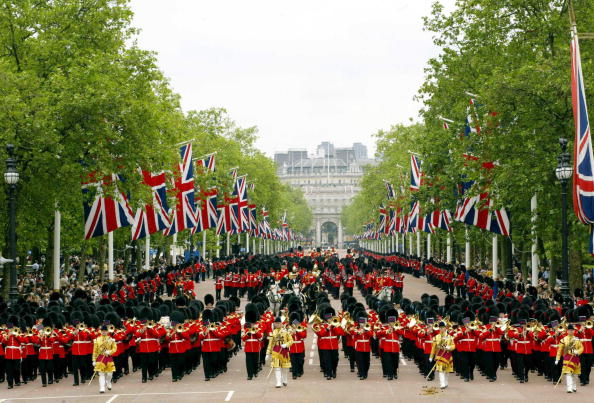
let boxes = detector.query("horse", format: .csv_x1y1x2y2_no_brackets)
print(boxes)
266,283,283,316
375,286,394,303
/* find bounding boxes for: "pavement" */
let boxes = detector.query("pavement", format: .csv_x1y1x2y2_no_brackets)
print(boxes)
0,250,587,402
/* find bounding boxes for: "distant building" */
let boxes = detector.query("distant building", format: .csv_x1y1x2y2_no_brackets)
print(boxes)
274,142,376,247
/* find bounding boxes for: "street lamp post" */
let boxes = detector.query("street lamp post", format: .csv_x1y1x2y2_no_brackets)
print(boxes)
4,144,19,304
555,138,573,300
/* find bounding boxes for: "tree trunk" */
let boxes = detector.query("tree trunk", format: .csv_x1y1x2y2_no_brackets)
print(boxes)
77,244,87,285
569,223,583,293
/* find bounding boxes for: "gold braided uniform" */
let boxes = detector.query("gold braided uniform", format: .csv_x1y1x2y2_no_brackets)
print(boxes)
92,335,117,373
430,333,455,373
556,335,584,375
266,328,294,369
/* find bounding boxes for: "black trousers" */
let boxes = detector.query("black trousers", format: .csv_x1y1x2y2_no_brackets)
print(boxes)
580,353,593,383
355,351,370,377
0,356,5,381
382,351,399,378
290,352,304,376
216,289,222,300
483,351,499,379
458,351,475,380
71,355,87,384
345,346,356,370
39,360,54,385
6,359,20,387
169,353,184,380
202,351,216,379
245,352,259,378
516,353,530,381
22,355,36,381
139,352,157,381
320,349,339,377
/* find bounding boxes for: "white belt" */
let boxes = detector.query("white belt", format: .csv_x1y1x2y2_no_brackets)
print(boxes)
246,339,260,342
321,336,338,340
203,338,219,342
140,338,159,342
580,339,591,342
551,344,558,348
6,346,21,349
516,341,531,344
40,347,53,350
486,339,500,342
292,340,303,344
73,341,91,344
355,340,369,343
384,340,400,343
459,339,474,342
170,340,184,343
25,343,34,346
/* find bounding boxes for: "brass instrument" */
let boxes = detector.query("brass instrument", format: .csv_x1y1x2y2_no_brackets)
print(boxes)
146,320,156,329
373,322,383,331
292,323,305,332
432,322,440,331
108,325,116,333
308,313,322,325
77,323,86,331
585,320,594,329
175,323,185,333
43,326,53,336
391,322,403,332
329,316,341,327
208,322,218,332
363,322,372,332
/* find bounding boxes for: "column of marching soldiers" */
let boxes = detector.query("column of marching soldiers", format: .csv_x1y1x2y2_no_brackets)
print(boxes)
0,249,591,394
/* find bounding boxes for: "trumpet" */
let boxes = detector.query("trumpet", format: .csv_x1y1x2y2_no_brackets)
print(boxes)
585,320,594,329
43,326,53,336
146,320,156,328
108,324,116,333
77,323,86,331
292,323,305,332
175,323,185,333
308,313,322,325
329,316,341,327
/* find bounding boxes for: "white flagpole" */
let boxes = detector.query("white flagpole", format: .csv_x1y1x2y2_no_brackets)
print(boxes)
246,232,250,253
216,234,220,258
108,231,114,281
492,235,498,280
446,233,452,263
145,235,150,271
531,194,539,286
416,232,421,258
53,209,61,291
226,232,230,256
171,233,177,265
427,233,432,259
202,231,207,262
465,228,471,268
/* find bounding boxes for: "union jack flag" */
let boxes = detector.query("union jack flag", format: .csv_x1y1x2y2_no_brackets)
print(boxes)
216,198,234,235
131,170,171,241
465,98,481,136
165,144,196,236
421,213,435,234
385,181,396,200
248,204,258,236
83,174,134,240
231,176,249,233
196,153,216,174
454,193,510,236
378,205,388,234
407,201,419,233
261,207,272,239
410,155,422,191
192,187,218,234
571,29,594,253
229,167,238,181
430,209,452,232
388,208,396,235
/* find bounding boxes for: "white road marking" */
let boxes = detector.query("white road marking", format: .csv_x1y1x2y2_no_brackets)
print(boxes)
106,395,119,403
400,356,408,366
224,391,235,401
2,391,233,401
309,358,314,365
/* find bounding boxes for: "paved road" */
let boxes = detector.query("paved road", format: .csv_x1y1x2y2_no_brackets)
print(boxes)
1,252,586,402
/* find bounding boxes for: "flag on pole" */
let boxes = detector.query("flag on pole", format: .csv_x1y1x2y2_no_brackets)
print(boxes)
192,187,218,234
165,144,196,236
131,170,171,240
571,28,594,253
196,153,216,173
83,174,134,239
410,155,422,191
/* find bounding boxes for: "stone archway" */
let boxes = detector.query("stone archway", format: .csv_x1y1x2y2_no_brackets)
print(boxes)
315,216,343,248
321,221,338,246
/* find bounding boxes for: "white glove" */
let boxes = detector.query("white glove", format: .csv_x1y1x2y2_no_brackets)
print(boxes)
281,344,287,349
103,352,110,357
92,361,96,367
265,354,270,362
429,357,433,362
555,360,559,365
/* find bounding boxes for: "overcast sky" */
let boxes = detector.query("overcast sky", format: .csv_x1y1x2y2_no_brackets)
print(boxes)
129,0,454,157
